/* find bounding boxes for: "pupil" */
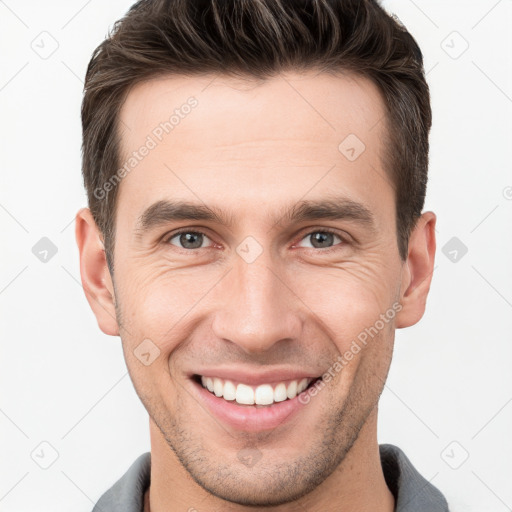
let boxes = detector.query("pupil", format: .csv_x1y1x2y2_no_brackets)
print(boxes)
181,232,202,249
311,232,333,248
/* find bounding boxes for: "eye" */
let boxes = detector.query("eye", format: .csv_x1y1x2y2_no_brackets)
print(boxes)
296,229,344,250
165,230,213,250
164,228,345,252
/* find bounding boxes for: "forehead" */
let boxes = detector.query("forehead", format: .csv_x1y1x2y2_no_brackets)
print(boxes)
119,70,387,152
115,70,393,228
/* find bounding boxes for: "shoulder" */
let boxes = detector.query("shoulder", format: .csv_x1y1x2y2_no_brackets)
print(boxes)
379,443,450,512
91,452,151,512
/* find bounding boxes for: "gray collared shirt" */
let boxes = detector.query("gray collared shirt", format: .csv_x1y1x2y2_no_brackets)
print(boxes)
92,443,450,511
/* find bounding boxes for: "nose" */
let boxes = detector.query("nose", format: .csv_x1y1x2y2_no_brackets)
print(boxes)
211,253,304,355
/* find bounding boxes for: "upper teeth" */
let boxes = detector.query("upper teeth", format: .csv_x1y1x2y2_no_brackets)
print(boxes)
200,376,313,405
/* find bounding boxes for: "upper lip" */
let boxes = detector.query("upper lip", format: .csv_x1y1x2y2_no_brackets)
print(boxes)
191,367,321,386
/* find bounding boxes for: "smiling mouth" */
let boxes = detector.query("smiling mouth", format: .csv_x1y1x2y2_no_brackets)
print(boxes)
192,374,322,407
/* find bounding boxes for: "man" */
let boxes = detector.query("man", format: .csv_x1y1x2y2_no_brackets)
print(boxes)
75,0,449,510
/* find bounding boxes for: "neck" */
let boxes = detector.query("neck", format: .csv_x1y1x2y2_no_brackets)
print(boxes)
145,407,394,512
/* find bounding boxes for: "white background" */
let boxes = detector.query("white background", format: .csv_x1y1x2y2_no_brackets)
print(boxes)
1,1,511,511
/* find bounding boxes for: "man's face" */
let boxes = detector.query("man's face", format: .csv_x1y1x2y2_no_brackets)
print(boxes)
100,71,409,504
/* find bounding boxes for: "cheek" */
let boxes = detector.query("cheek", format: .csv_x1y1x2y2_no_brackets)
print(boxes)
116,263,221,348
292,262,398,348
117,246,400,355
332,319,395,410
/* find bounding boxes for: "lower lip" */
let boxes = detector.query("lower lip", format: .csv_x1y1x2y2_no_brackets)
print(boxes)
191,378,317,432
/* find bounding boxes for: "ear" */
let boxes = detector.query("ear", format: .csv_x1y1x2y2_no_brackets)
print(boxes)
75,208,119,336
395,211,436,329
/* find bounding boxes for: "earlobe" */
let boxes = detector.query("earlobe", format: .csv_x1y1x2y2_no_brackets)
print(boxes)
395,211,436,329
75,208,120,336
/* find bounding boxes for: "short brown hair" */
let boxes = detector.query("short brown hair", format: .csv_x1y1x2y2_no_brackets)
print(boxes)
81,0,432,272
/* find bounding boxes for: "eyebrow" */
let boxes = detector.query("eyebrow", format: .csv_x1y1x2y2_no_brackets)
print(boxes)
134,196,376,237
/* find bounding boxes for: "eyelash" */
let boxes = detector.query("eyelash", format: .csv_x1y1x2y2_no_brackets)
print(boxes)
163,227,347,252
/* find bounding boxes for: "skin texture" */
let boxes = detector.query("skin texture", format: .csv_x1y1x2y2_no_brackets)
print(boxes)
76,70,436,512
